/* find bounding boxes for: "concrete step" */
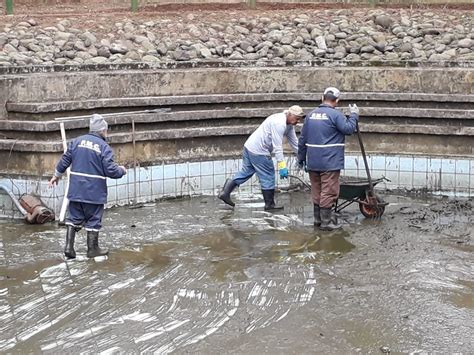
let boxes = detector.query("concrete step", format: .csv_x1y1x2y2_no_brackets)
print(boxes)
6,92,474,114
2,122,473,153
1,107,473,133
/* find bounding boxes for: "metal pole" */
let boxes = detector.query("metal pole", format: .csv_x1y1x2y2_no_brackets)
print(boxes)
247,0,256,9
132,119,137,204
131,0,138,12
6,0,13,15
58,122,70,224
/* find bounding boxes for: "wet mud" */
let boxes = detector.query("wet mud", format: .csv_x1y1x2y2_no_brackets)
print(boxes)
0,191,472,353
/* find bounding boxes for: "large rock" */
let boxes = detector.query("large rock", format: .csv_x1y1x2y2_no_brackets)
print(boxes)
55,31,72,41
173,48,191,61
458,38,472,48
194,44,213,59
375,15,393,29
142,55,160,63
360,45,375,53
97,47,111,58
3,44,18,53
110,43,129,54
440,34,454,45
156,43,168,56
88,56,108,64
429,53,451,61
280,34,293,45
267,30,283,43
234,25,250,35
313,48,326,57
228,52,244,60
310,27,323,39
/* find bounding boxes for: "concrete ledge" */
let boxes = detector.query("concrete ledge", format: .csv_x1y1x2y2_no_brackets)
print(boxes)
6,92,474,114
1,60,473,76
1,107,473,132
1,122,473,153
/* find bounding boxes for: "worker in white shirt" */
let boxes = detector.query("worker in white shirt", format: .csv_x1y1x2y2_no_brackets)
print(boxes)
218,105,305,210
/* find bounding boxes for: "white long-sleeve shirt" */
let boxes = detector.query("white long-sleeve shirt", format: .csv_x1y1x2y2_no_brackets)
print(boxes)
244,112,298,162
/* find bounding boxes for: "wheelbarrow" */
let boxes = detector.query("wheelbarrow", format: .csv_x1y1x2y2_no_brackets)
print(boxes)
288,174,389,218
335,176,389,218
289,118,389,219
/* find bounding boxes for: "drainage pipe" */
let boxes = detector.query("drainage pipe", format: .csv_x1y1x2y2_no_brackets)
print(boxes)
0,181,27,216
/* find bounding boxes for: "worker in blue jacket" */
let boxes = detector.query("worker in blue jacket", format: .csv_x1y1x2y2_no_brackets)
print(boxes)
298,87,359,230
49,114,127,259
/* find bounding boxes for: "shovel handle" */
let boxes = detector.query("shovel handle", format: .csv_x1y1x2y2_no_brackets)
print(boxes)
356,121,375,196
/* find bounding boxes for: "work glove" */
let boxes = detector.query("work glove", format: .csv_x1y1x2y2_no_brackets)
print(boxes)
279,168,289,179
298,160,307,172
349,103,359,115
278,161,289,179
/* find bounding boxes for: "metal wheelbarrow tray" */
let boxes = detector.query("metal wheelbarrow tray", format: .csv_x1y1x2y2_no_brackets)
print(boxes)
336,176,389,218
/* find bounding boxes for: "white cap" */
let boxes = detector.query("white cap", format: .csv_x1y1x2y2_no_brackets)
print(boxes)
323,87,341,100
287,105,305,117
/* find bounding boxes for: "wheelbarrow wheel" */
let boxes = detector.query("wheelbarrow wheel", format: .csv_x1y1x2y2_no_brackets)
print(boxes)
359,195,385,218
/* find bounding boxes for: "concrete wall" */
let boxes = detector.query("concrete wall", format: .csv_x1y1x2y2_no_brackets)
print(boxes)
3,64,473,105
0,62,474,176
0,62,473,218
0,62,473,179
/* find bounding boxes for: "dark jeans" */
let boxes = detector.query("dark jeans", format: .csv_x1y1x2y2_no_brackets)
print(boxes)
309,170,340,208
66,201,104,232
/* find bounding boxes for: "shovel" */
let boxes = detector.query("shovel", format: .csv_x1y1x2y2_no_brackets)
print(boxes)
355,121,380,213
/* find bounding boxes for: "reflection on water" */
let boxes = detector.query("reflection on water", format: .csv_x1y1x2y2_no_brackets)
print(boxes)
0,192,472,353
266,229,355,263
450,280,474,310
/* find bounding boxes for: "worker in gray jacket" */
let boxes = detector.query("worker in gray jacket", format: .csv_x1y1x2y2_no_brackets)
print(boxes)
219,105,305,210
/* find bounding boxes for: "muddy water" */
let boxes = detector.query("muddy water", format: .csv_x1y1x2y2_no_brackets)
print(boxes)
0,191,472,353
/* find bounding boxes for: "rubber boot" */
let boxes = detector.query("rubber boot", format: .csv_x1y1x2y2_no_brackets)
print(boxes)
320,208,342,231
64,225,77,259
218,178,238,207
86,231,109,258
262,189,284,211
313,204,321,227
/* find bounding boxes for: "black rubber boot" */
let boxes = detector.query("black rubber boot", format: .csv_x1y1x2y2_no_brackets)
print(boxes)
320,208,342,231
313,204,321,227
218,178,238,207
86,231,109,258
64,225,77,259
262,189,284,211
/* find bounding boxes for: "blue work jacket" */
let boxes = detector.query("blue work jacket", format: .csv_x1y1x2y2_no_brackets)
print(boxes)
298,104,358,171
55,132,125,204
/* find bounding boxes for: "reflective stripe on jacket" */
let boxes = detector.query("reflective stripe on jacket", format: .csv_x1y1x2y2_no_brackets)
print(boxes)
297,104,358,171
55,132,125,204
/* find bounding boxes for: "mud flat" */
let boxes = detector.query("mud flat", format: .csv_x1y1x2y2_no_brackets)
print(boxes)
0,191,472,353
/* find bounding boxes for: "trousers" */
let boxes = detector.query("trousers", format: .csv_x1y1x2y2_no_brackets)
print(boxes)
66,201,104,231
309,170,340,208
232,148,275,190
